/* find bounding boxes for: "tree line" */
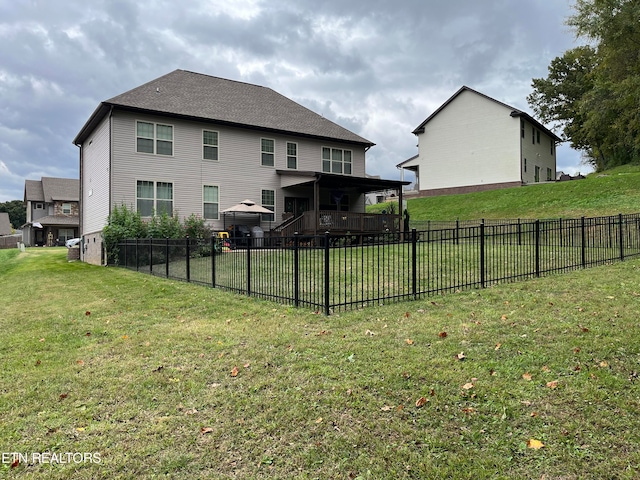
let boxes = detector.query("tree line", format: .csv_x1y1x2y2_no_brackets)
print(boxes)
528,0,639,171
0,200,25,229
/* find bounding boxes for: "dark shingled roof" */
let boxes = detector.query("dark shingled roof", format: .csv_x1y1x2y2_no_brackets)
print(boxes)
74,70,374,146
25,178,79,203
0,212,11,236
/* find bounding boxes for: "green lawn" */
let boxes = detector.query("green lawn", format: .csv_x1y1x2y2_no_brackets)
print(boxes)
2,247,640,478
369,164,640,220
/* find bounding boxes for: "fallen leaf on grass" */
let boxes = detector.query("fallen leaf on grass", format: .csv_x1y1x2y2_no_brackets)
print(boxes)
315,417,323,424
501,314,508,320
439,331,447,338
185,408,198,415
599,361,609,368
10,458,19,468
35,359,41,366
85,311,91,316
495,343,501,350
455,352,466,361
578,325,589,332
527,438,544,449
76,359,85,366
230,366,239,377
546,380,559,389
522,372,532,381
59,393,68,401
365,330,376,336
201,427,214,434
541,365,551,373
380,405,393,411
405,339,414,345
530,411,538,417
415,397,427,407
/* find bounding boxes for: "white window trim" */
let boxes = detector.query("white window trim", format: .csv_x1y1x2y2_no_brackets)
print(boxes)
34,202,44,209
260,138,275,167
261,189,276,222
135,120,174,156
202,129,219,162
135,179,175,217
203,184,220,220
62,203,72,214
286,141,298,170
321,146,353,175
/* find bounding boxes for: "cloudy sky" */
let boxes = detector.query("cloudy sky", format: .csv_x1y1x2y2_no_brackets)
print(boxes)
0,0,589,203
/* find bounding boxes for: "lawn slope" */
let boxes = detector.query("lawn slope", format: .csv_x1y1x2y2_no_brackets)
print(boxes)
1,248,640,478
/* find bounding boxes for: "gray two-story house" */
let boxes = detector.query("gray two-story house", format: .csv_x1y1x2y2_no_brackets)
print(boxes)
23,177,79,246
73,69,406,265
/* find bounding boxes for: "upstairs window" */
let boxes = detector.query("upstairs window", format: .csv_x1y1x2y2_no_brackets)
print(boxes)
286,142,298,169
203,130,219,161
62,203,71,214
521,120,525,139
322,147,352,174
136,180,173,217
550,139,554,155
136,121,173,156
261,138,275,167
536,130,541,144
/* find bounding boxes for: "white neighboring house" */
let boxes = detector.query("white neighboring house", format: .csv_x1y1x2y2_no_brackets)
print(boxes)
398,86,561,196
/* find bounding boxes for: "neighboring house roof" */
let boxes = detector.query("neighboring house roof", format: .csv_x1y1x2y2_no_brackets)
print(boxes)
396,154,419,169
412,86,562,142
32,215,79,226
0,212,12,235
24,177,79,203
24,179,45,202
74,69,374,147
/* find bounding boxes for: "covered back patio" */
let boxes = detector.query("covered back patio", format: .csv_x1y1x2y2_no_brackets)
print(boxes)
272,170,409,238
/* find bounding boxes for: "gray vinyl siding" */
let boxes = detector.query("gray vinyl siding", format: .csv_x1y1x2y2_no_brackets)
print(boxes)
82,114,111,235
110,111,367,231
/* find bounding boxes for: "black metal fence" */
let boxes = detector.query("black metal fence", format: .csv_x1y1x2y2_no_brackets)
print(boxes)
114,213,640,314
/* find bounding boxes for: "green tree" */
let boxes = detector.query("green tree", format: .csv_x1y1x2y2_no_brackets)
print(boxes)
0,200,26,228
528,0,640,170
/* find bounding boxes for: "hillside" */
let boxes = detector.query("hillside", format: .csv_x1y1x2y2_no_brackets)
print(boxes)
371,165,640,220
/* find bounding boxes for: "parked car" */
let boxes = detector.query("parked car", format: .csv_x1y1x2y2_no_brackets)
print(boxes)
65,238,81,248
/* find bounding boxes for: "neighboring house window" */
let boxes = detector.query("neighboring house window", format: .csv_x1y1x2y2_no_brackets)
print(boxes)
261,138,275,167
322,147,352,174
547,168,553,181
532,126,535,144
261,189,275,221
203,130,219,161
521,120,525,139
286,142,297,169
524,158,527,173
550,140,554,155
534,166,540,183
136,180,173,217
59,228,74,242
136,121,173,156
62,203,71,214
537,130,541,144
35,203,44,209
203,185,219,220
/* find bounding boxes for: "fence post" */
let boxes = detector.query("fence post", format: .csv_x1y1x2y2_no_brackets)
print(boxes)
480,222,485,288
149,238,153,275
185,235,190,282
165,237,170,278
246,234,251,297
517,218,522,246
135,237,139,271
211,234,216,288
581,217,586,268
124,239,128,269
411,229,417,299
535,220,541,277
324,231,330,315
294,232,300,308
455,220,459,246
619,213,624,261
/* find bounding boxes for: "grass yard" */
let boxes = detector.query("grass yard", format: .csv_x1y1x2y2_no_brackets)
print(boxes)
2,247,640,478
369,164,640,220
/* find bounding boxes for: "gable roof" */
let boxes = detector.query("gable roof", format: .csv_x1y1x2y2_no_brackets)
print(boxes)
24,177,79,203
74,69,374,147
0,212,11,235
412,86,561,142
